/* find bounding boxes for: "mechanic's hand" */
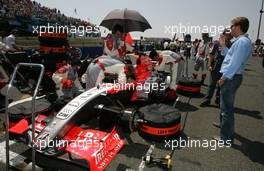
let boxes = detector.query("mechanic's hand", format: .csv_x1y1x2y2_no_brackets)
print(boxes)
208,66,213,72
218,78,225,87
127,78,135,83
61,79,74,89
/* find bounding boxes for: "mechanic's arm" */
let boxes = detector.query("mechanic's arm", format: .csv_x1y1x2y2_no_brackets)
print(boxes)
207,54,214,71
207,44,218,71
52,72,67,97
13,44,22,51
118,69,127,84
116,64,127,84
52,72,65,85
10,37,22,51
74,73,84,90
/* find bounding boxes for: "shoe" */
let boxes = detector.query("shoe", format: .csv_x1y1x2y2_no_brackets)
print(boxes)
215,98,220,105
200,100,210,107
212,122,220,128
201,74,207,85
192,73,198,79
212,135,221,141
212,136,233,146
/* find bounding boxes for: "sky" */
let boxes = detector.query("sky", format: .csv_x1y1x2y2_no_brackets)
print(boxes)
34,0,264,41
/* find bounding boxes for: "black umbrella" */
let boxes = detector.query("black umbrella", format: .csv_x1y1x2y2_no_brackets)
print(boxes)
100,8,152,33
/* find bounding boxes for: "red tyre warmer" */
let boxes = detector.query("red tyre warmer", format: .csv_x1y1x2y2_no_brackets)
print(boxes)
138,104,181,142
176,78,201,97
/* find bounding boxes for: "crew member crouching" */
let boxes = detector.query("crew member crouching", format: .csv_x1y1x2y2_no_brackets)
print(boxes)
52,60,83,98
155,50,185,90
82,55,129,90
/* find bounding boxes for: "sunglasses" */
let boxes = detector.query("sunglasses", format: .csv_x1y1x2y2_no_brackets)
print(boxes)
230,24,238,29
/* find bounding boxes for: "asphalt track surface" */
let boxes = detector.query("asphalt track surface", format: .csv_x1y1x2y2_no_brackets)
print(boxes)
0,56,263,171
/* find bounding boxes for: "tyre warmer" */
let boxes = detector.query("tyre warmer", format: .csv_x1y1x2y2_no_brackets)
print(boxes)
138,103,181,142
176,77,201,97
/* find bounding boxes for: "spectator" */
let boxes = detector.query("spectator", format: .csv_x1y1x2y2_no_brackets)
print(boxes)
213,17,252,145
200,29,233,107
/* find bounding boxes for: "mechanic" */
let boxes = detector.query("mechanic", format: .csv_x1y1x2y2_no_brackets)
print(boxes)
82,55,132,90
103,34,119,57
155,50,184,91
109,25,134,58
3,29,22,52
149,47,158,60
192,33,210,84
52,59,84,98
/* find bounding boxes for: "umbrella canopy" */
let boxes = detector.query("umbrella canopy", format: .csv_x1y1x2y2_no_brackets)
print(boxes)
100,8,152,33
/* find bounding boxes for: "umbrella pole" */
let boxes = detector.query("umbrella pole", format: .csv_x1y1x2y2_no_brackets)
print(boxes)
124,33,127,57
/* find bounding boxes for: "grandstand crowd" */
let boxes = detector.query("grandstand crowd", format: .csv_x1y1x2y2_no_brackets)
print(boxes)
0,0,90,26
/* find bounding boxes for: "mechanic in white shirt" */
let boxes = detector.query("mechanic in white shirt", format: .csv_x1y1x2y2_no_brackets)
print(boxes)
4,29,21,52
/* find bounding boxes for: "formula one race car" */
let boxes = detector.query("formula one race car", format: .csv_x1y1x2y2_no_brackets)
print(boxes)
5,54,182,171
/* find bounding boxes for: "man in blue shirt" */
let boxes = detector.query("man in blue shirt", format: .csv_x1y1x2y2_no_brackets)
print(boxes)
213,17,252,145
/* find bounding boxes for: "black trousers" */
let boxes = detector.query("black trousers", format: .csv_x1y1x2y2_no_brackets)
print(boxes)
262,56,264,68
205,65,222,101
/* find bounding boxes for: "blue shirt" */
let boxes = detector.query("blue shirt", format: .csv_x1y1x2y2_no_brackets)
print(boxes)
220,34,252,80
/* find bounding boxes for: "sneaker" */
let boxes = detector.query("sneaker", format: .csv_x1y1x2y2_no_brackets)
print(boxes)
192,73,198,79
212,122,220,128
212,136,221,141
200,99,210,107
212,136,233,146
215,98,220,105
201,74,207,85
